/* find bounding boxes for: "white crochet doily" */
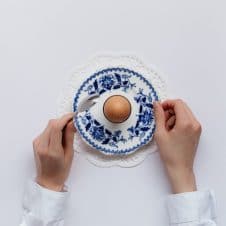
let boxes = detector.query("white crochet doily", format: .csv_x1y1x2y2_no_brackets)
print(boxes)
57,55,167,167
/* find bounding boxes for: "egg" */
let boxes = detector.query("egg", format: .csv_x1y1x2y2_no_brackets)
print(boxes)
103,95,131,123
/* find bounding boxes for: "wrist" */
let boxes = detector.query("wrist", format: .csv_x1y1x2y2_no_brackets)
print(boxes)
166,166,197,194
36,177,64,192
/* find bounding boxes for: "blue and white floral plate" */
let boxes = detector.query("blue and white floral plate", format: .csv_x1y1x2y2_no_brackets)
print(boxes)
73,67,159,155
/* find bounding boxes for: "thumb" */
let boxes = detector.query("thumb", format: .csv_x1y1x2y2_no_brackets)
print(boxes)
153,101,166,135
64,121,76,161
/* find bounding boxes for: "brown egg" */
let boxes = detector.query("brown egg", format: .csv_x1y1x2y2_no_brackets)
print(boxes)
103,95,131,123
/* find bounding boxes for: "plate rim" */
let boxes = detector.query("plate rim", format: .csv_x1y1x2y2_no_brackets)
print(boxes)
73,67,159,155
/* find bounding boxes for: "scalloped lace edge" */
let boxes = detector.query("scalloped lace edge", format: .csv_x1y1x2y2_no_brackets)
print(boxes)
56,55,168,168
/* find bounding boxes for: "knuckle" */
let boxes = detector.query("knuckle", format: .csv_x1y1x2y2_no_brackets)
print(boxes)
48,152,60,160
32,138,39,149
193,122,202,133
48,119,56,126
181,121,193,130
181,120,202,133
48,119,59,130
176,99,184,104
182,100,187,105
36,148,47,156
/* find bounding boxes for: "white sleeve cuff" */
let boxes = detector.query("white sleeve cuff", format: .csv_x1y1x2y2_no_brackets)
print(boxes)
22,180,69,223
166,190,217,225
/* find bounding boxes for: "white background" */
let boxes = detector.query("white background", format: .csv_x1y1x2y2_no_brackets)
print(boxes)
0,1,226,225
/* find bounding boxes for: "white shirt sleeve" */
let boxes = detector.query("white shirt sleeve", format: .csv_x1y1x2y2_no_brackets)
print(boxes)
20,181,217,226
20,181,69,226
166,190,217,225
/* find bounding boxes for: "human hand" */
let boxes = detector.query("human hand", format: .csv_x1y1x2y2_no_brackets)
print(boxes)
33,113,76,191
154,100,202,193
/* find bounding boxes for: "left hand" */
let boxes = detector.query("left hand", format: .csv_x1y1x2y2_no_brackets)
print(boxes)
33,113,76,191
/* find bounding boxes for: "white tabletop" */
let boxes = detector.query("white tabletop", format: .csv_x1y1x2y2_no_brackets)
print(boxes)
0,1,226,225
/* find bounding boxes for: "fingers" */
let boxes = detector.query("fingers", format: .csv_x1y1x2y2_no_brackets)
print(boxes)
48,119,63,149
162,99,185,117
33,135,42,170
63,121,76,164
161,99,202,133
33,113,77,190
153,102,166,134
58,113,75,130
164,110,171,121
166,115,176,130
49,113,75,148
63,121,76,149
164,108,175,122
161,99,191,127
36,122,52,148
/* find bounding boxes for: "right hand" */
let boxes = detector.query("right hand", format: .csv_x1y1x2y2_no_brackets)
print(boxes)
33,113,76,192
153,99,202,193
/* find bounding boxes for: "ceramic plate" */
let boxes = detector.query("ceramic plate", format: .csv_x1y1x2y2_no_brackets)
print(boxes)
73,68,159,155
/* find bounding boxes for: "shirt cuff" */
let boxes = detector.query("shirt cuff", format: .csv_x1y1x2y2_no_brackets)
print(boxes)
22,180,69,223
166,190,217,225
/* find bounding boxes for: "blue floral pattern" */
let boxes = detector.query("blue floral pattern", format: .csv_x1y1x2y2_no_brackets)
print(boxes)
85,72,136,95
127,88,154,140
80,111,126,148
